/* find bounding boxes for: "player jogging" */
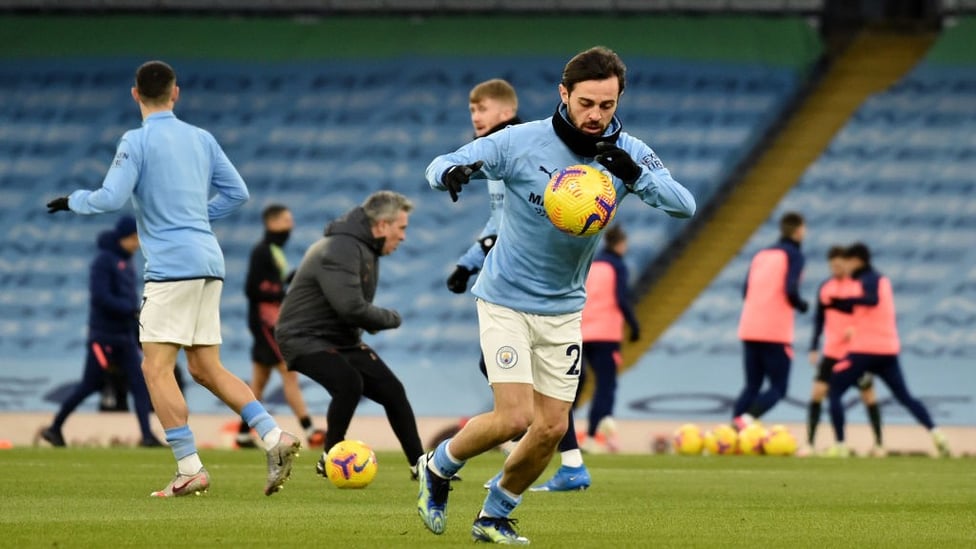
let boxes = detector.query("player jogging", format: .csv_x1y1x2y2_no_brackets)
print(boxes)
416,46,695,544
446,78,592,493
46,60,300,497
733,212,808,429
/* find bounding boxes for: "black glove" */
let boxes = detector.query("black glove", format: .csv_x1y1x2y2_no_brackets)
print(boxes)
479,234,497,255
629,324,641,343
446,265,475,294
797,300,810,314
46,196,70,214
828,298,852,314
442,161,484,202
595,142,641,187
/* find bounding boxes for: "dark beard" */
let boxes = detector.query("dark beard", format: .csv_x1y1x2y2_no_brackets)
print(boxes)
550,103,620,158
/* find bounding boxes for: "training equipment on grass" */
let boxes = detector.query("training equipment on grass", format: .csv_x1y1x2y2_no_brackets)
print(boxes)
762,425,798,456
672,423,705,455
703,424,738,456
543,165,617,237
324,439,378,489
737,423,768,455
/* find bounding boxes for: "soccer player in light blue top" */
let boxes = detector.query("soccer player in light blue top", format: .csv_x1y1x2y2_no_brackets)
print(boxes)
415,46,696,544
446,78,593,495
445,79,518,294
46,60,301,498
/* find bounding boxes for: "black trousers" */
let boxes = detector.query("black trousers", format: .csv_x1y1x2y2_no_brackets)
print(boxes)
290,344,424,466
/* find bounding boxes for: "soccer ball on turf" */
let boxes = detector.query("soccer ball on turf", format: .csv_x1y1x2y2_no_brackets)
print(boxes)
324,440,378,489
703,424,738,456
737,424,768,456
672,423,705,455
543,165,617,237
762,425,798,456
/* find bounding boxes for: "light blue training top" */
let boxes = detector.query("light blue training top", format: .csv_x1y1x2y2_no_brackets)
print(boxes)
68,111,249,281
427,112,696,315
456,179,506,272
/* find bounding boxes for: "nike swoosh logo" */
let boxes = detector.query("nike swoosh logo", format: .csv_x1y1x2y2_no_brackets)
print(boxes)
173,475,200,494
353,458,371,473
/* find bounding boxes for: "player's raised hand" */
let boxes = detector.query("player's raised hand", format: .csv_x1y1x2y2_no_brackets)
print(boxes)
595,142,641,186
443,161,484,202
46,196,70,214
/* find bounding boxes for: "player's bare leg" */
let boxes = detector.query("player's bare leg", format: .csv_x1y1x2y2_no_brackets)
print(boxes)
185,345,301,495
417,382,533,534
496,392,571,494
451,382,535,458
142,342,187,428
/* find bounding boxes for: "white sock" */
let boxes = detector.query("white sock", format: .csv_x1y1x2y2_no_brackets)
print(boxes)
561,449,584,468
262,427,283,448
177,453,203,476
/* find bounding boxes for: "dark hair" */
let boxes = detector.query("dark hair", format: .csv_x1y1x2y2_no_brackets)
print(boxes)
843,242,872,264
561,46,627,95
779,211,805,239
262,203,289,224
826,245,846,259
603,225,626,248
135,60,176,104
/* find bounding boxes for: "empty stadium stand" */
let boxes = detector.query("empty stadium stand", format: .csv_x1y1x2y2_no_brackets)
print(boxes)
0,55,803,414
620,54,976,426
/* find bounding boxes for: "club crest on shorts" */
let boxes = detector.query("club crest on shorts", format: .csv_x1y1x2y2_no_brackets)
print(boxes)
495,346,518,369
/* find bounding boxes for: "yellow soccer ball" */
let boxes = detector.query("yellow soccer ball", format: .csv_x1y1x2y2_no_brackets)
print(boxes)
737,424,769,456
672,423,705,455
543,165,618,237
763,425,798,456
324,440,378,489
703,424,738,456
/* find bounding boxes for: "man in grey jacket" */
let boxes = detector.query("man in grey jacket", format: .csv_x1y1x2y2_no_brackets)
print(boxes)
276,190,426,478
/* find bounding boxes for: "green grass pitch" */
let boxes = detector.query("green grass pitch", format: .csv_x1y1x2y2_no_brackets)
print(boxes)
1,448,973,547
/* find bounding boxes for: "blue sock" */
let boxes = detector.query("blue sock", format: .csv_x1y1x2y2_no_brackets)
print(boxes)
431,439,465,478
164,425,197,460
483,480,521,518
241,400,276,439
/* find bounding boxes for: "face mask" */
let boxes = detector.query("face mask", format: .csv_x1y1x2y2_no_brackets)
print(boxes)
266,230,291,247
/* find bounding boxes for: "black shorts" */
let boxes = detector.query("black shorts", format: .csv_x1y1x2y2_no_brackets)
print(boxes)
817,356,873,390
250,323,283,367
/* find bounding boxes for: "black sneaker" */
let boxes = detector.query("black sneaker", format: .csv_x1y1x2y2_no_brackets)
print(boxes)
41,427,65,447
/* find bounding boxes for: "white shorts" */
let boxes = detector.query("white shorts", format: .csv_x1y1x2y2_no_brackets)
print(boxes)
140,279,223,347
476,299,582,402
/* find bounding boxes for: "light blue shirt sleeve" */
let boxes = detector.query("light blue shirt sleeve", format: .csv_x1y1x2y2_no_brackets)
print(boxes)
618,134,696,219
68,135,140,215
456,179,505,271
206,136,249,220
426,131,508,192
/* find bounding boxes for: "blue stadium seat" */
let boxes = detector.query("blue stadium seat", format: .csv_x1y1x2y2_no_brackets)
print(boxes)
0,57,801,414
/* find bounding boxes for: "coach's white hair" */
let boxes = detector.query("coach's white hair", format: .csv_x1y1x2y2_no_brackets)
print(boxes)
362,190,413,224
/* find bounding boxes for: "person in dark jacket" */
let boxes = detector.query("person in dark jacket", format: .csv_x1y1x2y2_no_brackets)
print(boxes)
235,204,323,449
276,191,425,478
40,216,161,447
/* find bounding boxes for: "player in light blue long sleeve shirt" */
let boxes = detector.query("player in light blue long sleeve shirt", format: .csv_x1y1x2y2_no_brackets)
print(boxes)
427,107,695,316
65,110,248,281
415,47,695,545
46,60,298,499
